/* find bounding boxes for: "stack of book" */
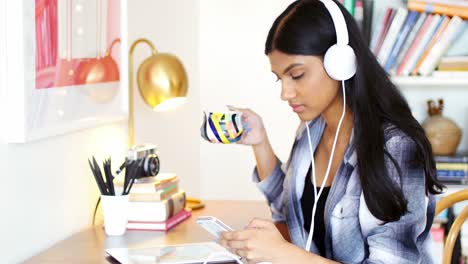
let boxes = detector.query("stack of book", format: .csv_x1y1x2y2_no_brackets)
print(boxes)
435,153,468,183
370,0,468,77
115,173,191,231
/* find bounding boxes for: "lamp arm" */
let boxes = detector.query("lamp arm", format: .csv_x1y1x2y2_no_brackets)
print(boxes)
128,38,158,147
105,38,121,57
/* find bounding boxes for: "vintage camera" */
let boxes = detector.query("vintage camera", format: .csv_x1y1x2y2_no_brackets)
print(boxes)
127,144,160,179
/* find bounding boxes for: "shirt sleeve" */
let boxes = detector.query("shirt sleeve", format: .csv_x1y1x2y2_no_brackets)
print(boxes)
252,158,288,222
363,135,435,264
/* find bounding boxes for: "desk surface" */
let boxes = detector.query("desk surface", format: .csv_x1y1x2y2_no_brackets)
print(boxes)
24,200,270,264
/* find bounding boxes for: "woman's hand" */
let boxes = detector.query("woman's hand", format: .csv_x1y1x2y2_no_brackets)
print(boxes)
219,218,290,264
227,106,267,146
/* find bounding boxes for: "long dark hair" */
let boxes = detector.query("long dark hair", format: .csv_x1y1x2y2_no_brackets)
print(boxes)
265,0,444,222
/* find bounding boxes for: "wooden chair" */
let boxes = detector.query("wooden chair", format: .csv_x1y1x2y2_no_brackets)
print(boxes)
435,189,468,264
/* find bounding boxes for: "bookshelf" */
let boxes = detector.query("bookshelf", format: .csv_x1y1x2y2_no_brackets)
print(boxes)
368,0,468,150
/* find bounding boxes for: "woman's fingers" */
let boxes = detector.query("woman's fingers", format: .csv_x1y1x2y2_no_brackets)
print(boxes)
247,218,274,229
221,230,252,241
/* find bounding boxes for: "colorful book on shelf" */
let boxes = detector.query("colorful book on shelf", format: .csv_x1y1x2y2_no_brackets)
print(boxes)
412,15,450,75
446,23,468,57
436,163,468,171
418,16,464,76
437,56,468,71
437,170,467,177
435,153,468,163
391,12,427,75
114,173,178,193
413,0,468,8
396,14,434,76
373,8,395,55
127,191,186,222
126,184,179,202
370,7,390,51
384,11,420,72
343,0,356,16
126,209,192,231
377,8,408,66
408,0,468,19
399,14,442,76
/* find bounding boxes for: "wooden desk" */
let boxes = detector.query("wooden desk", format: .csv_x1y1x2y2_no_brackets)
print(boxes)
24,201,270,264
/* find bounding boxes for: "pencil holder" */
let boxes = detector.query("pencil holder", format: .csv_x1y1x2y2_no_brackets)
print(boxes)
101,194,129,236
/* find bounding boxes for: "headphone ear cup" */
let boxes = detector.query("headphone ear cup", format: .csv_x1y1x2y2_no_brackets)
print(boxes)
323,44,357,81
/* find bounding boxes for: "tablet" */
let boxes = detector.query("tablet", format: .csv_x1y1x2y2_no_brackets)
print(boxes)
106,242,239,264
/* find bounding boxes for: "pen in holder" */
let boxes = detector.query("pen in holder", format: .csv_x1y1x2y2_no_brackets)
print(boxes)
88,157,143,236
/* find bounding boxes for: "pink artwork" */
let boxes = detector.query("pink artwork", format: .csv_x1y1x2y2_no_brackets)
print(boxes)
35,0,120,89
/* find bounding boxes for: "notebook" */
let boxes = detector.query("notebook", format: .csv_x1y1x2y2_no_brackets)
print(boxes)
106,242,239,264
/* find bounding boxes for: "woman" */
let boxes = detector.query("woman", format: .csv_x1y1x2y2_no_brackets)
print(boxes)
219,0,444,263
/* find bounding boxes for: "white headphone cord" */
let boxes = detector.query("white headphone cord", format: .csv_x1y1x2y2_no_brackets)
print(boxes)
305,80,347,252
203,251,243,264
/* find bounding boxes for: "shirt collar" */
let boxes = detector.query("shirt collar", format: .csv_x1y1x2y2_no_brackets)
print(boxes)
297,116,357,167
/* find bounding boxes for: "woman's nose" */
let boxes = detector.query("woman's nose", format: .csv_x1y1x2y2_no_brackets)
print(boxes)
280,83,296,101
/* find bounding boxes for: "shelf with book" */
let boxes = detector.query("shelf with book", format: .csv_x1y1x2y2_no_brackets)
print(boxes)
369,0,468,82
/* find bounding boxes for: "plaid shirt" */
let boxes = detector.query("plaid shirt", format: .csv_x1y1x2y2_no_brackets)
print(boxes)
253,117,435,263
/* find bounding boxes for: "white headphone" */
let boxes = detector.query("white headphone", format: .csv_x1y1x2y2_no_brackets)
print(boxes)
320,0,357,81
304,0,355,252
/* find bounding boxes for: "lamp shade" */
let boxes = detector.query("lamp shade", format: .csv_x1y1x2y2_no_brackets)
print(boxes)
136,53,188,111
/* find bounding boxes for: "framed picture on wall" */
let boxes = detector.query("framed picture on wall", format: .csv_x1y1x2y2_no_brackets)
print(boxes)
2,0,127,143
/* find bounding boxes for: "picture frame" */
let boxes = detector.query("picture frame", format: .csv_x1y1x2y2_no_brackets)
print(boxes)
1,0,128,143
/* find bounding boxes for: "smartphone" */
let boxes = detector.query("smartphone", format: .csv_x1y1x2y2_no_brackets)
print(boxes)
196,216,234,239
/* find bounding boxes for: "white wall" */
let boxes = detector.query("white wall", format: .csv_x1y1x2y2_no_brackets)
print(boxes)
0,2,124,263
199,0,298,200
128,0,201,199
0,125,128,263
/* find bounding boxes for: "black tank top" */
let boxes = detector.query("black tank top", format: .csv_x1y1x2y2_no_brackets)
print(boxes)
300,165,331,257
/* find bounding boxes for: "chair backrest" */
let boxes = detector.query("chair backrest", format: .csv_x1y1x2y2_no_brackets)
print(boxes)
435,189,468,264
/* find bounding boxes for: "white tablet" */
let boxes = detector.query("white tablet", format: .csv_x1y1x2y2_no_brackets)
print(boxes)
106,242,239,264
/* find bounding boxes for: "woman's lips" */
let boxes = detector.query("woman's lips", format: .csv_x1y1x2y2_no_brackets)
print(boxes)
290,104,305,113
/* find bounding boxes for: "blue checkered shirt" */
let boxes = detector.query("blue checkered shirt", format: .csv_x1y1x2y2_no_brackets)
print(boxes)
253,117,435,263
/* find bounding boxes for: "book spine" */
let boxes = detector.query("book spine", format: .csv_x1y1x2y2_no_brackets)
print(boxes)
128,191,186,222
165,210,192,231
385,11,419,72
436,163,468,170
397,14,433,76
437,170,467,177
343,0,356,16
377,8,409,66
408,1,468,19
412,15,450,75
392,12,427,75
126,210,191,231
418,16,464,76
435,156,468,163
128,186,179,202
414,0,468,8
373,8,395,55
401,14,442,76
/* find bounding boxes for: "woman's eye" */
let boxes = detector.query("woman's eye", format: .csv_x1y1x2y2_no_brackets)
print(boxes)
292,73,304,80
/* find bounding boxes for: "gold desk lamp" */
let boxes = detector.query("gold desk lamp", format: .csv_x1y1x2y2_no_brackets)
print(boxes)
129,38,204,210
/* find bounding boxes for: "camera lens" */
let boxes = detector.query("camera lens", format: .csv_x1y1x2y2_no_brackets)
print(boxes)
144,154,160,177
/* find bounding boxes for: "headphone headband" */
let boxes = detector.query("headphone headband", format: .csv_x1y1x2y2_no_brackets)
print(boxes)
319,0,349,45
